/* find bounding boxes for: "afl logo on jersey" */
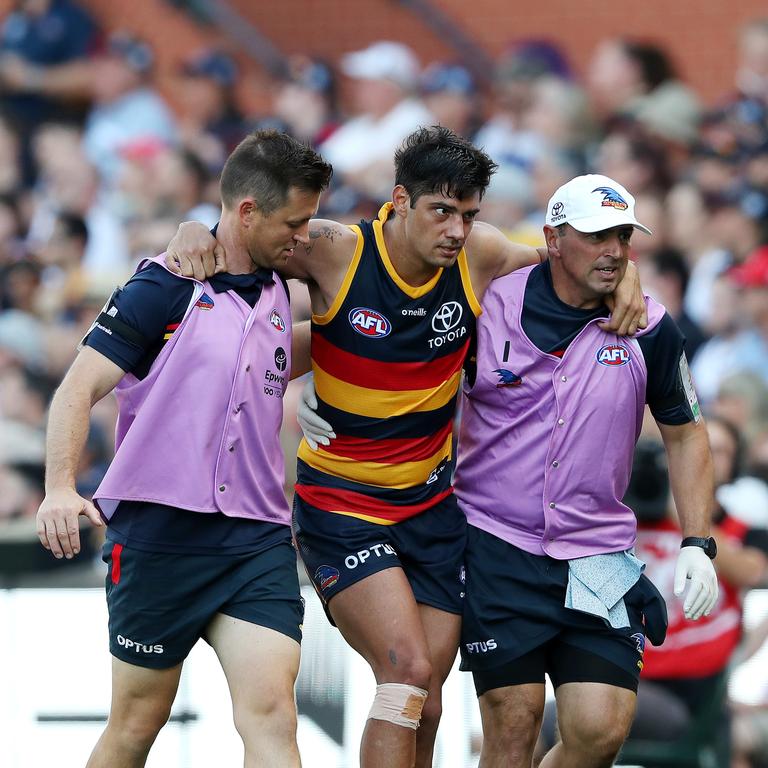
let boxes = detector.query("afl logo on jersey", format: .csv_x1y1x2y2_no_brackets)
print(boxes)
596,344,631,366
349,307,391,338
269,309,286,332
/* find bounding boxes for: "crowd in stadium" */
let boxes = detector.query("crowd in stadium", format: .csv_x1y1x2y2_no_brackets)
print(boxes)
2,0,768,764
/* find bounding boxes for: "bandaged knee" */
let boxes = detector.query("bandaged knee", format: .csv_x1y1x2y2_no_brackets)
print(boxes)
368,683,428,730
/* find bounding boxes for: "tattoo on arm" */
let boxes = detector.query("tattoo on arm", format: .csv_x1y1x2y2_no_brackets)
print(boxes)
306,225,344,254
389,649,397,666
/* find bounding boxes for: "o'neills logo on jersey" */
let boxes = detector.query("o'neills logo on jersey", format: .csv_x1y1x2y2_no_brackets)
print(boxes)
596,344,631,366
349,307,391,338
269,309,286,332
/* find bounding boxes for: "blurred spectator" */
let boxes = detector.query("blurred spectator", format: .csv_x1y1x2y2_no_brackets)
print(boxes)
0,0,99,184
595,122,672,197
711,372,768,445
625,430,767,757
177,47,246,168
638,246,707,360
587,38,700,146
270,55,339,147
734,18,768,105
420,62,479,138
0,258,39,313
522,75,594,169
475,39,570,172
82,31,177,186
320,40,431,202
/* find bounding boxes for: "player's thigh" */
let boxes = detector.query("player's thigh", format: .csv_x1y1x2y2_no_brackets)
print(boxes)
419,603,461,686
555,681,637,745
109,656,183,723
329,566,431,684
207,613,300,710
479,682,547,742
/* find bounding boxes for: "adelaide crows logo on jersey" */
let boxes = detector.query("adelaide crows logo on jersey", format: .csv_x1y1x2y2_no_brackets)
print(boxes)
349,307,391,338
195,292,214,310
593,186,629,211
494,368,523,387
596,344,630,366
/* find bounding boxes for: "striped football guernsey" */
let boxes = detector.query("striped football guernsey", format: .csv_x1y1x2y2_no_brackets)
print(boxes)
295,202,481,524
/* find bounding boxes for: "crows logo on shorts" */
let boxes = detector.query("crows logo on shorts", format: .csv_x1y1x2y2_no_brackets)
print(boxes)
314,565,340,592
630,632,645,654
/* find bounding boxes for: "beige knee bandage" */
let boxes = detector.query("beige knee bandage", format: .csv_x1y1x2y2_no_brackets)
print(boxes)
367,683,428,730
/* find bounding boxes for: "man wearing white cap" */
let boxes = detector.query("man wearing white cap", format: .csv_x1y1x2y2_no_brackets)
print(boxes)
319,41,433,200
454,174,719,768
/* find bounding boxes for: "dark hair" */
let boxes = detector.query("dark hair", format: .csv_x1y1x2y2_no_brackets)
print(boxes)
651,246,690,295
706,414,745,483
220,130,332,213
394,125,497,205
57,212,88,243
623,41,675,91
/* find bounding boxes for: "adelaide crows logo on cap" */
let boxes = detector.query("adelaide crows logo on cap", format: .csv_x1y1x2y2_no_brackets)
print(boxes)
593,187,629,211
195,292,214,310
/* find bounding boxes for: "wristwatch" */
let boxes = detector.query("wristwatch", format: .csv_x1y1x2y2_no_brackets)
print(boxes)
680,536,717,559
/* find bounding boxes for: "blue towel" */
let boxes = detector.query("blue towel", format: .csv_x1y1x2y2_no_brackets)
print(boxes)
566,551,645,629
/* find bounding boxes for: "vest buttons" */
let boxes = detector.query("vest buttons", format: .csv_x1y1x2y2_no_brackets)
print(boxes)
561,375,567,382
233,405,241,414
218,484,226,492
552,460,559,468
245,364,251,372
228,445,235,452
549,502,556,509
557,418,565,426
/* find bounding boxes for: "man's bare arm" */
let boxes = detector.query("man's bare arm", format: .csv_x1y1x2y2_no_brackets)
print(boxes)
658,419,714,538
291,320,312,380
37,348,125,558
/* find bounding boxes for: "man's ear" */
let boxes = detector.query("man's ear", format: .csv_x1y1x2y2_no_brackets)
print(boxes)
238,198,257,226
392,185,410,217
543,225,560,259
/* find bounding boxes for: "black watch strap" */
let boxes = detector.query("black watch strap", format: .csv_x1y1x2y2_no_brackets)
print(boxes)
680,536,717,559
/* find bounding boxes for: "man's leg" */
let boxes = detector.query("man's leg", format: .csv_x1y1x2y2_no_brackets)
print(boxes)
478,683,546,768
414,604,462,768
207,613,301,768
538,682,636,768
330,567,432,768
86,657,182,768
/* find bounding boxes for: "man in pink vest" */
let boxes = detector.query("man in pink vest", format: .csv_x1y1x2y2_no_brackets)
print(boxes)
454,175,719,768
35,131,332,768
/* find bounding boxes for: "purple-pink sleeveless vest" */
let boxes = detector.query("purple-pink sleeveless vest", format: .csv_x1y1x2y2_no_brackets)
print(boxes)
455,266,666,559
94,256,292,525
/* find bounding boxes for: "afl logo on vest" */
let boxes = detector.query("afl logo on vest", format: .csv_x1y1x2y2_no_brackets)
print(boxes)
269,309,286,332
596,344,631,366
349,307,391,338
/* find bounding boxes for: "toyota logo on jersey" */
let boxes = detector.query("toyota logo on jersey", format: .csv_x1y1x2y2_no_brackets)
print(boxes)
596,344,631,366
349,307,391,338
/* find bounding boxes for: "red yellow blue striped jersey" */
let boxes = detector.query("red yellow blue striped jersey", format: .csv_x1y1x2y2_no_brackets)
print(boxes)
295,202,481,524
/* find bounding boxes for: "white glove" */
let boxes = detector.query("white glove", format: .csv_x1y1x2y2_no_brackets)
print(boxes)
673,546,719,620
297,374,335,451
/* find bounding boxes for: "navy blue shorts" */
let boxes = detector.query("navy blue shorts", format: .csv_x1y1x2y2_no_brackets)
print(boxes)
292,493,467,617
102,537,304,669
460,525,651,692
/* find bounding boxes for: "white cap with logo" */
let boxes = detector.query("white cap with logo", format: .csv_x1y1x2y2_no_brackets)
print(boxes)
545,174,652,235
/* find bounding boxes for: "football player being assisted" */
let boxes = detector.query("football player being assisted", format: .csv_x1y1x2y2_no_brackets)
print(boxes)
36,131,332,768
164,129,648,768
